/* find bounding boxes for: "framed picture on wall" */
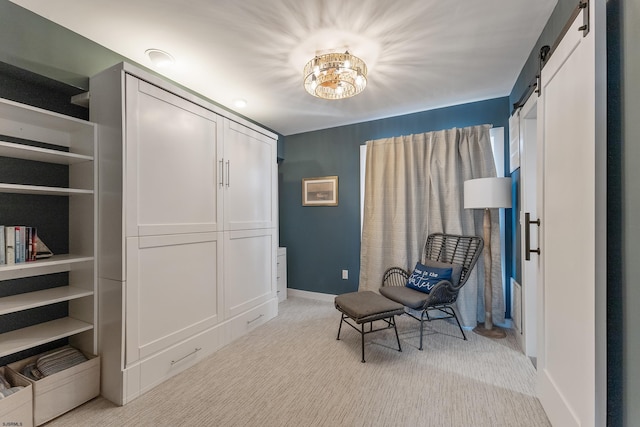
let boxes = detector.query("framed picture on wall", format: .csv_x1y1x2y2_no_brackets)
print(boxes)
302,176,338,206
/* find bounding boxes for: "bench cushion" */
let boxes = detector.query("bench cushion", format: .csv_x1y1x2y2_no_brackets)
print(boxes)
335,291,404,324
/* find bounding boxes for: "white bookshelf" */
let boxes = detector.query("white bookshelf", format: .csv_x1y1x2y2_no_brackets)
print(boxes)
0,97,97,361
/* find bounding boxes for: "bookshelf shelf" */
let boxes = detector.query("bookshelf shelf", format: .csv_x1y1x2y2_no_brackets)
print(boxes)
0,183,93,196
0,140,93,164
0,317,93,358
0,286,93,316
0,254,93,272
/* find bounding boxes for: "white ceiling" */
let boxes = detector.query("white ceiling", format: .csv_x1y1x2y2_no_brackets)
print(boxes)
11,0,556,136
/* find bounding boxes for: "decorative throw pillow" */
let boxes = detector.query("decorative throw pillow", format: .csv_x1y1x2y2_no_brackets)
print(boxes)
405,262,453,294
422,259,464,287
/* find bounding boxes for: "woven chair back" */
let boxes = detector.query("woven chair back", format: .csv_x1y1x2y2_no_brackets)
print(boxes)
423,233,484,288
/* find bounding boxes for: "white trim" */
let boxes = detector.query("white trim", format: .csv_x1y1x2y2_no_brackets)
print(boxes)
287,289,337,302
360,144,367,238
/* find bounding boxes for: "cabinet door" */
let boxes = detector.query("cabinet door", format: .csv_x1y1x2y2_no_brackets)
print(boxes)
223,229,276,318
222,119,276,231
125,232,223,365
125,76,223,237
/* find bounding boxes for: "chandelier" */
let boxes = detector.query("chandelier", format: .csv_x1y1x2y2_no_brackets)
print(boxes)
303,51,367,100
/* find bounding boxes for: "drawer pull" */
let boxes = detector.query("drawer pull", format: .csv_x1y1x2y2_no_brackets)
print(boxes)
247,314,264,325
171,347,202,365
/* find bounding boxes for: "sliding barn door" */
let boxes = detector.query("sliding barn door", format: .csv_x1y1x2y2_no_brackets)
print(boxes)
536,2,606,426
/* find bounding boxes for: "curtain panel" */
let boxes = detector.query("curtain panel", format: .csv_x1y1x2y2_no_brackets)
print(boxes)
358,124,505,327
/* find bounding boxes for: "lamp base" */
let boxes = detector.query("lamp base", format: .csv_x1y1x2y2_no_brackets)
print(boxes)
473,323,507,339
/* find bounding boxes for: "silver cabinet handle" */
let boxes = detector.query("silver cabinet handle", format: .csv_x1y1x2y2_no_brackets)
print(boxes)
171,347,202,365
247,314,264,325
226,160,230,187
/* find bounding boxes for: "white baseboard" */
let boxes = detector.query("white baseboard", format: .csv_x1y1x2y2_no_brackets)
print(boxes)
287,288,337,303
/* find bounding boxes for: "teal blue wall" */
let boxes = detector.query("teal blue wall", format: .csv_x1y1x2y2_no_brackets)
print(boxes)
280,98,510,296
613,0,636,425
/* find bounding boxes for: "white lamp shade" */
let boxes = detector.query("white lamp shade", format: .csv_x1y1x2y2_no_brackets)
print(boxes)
464,177,512,209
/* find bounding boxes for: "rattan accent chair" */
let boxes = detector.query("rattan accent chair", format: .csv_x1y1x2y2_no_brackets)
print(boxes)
379,233,484,350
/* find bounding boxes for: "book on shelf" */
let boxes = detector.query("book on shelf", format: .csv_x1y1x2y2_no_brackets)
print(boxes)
15,226,24,263
5,226,15,265
1,226,54,264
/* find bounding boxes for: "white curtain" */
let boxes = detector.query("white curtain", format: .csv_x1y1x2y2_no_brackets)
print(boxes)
358,124,505,327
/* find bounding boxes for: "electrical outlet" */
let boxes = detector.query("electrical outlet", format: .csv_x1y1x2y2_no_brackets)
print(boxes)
342,269,349,280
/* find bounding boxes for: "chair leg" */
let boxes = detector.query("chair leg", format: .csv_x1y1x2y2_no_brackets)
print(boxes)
419,316,424,351
337,313,345,340
451,308,467,340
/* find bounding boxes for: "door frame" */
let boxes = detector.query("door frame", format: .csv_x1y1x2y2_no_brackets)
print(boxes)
518,93,539,360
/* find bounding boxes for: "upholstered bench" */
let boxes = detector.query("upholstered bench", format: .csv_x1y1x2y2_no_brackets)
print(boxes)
334,291,405,362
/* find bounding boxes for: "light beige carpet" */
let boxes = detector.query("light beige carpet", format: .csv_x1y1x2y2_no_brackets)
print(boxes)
45,296,550,427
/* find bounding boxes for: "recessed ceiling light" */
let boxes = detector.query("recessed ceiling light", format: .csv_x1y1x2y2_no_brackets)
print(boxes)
233,99,248,109
145,49,175,68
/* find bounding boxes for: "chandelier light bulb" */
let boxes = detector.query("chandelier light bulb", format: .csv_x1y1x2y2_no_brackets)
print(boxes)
303,51,368,100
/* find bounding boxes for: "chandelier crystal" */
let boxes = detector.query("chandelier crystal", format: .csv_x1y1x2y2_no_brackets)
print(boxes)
303,51,367,100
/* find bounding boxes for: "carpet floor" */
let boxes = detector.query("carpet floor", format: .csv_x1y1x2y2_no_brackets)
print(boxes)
44,296,550,427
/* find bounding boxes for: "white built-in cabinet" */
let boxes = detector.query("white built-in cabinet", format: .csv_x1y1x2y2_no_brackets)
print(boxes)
0,98,97,361
90,63,278,405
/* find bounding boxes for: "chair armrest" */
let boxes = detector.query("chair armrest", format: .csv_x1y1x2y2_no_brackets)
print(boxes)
382,267,409,287
423,280,459,306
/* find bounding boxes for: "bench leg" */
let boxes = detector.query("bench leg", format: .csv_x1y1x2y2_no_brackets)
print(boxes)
361,322,366,363
392,316,402,353
337,313,345,340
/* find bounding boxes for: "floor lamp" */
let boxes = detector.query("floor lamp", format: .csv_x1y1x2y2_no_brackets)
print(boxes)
464,177,512,339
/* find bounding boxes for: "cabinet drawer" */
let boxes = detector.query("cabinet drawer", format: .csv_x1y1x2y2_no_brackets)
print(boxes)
139,324,221,396
228,298,277,342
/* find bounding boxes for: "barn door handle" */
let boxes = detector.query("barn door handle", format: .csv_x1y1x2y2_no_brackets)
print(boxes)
525,212,541,261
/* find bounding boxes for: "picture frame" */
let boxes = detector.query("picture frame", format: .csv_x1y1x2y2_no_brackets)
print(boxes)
302,176,338,206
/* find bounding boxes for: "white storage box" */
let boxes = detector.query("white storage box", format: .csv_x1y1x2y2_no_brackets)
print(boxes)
7,347,100,426
0,366,33,427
